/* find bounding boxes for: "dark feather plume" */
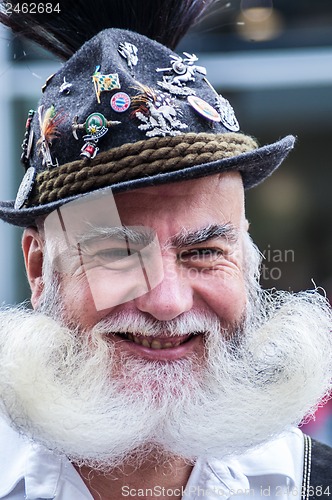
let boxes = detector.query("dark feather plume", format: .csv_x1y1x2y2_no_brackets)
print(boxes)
0,0,215,59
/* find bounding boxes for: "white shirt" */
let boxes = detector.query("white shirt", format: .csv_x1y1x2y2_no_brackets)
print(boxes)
0,418,304,499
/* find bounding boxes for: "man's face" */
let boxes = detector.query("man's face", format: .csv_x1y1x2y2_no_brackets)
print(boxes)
13,171,332,468
41,172,248,363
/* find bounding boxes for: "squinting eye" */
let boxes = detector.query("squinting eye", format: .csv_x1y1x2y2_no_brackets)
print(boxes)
197,249,223,259
93,248,137,264
178,248,224,263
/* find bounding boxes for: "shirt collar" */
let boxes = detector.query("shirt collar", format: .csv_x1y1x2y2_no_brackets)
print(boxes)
0,417,61,498
0,417,91,499
231,428,303,479
184,428,304,499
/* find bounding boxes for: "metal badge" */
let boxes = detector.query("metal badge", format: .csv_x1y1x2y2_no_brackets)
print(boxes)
92,66,121,104
156,52,206,96
14,167,36,209
118,42,138,74
72,113,121,159
187,95,221,123
132,85,188,137
110,92,131,113
59,77,73,95
157,80,196,97
41,73,55,93
215,94,240,132
202,77,240,131
21,109,35,166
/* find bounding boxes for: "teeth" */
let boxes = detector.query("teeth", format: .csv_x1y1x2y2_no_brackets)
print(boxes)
121,333,191,350
151,340,162,350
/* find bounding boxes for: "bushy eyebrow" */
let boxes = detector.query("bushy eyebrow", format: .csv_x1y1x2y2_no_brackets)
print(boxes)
168,223,239,249
74,223,238,249
77,225,155,246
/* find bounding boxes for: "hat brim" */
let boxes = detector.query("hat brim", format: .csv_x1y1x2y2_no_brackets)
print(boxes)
0,135,295,227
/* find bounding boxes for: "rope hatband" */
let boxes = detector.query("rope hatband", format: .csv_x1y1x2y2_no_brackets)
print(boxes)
28,132,257,206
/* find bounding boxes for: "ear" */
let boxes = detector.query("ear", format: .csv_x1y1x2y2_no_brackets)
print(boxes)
22,227,45,309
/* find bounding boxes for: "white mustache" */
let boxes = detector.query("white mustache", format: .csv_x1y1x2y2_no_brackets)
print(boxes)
92,310,226,338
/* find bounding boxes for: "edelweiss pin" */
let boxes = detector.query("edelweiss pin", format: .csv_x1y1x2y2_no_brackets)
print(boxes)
72,112,121,159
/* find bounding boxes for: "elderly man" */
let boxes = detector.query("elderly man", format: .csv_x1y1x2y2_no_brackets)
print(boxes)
0,0,331,498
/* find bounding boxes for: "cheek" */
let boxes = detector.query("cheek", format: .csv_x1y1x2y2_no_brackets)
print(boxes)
192,271,247,324
82,267,153,311
58,274,109,329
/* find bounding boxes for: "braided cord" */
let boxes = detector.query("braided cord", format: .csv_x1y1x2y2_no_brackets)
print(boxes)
29,132,257,206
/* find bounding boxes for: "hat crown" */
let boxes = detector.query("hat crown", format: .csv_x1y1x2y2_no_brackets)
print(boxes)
27,28,236,173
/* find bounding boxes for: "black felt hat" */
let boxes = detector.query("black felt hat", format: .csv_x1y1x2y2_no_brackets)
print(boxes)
0,0,295,227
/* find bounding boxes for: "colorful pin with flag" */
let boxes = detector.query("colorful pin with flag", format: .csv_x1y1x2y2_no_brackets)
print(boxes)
92,65,121,103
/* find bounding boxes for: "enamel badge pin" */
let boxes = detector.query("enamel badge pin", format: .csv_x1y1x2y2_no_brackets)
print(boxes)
187,96,221,123
110,92,131,113
92,66,121,103
72,112,121,159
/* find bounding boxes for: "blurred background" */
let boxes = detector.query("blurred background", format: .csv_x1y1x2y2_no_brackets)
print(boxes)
0,0,331,442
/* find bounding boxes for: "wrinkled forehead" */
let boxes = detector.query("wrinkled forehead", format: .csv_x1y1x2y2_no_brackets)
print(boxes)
43,172,246,240
44,188,121,242
111,172,246,229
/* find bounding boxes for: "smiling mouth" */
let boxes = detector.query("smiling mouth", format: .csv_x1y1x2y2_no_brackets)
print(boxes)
116,332,195,350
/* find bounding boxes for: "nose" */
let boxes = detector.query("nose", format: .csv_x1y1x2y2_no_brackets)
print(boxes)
134,254,193,321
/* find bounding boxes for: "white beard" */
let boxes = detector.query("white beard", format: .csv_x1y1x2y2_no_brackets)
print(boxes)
0,286,331,472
